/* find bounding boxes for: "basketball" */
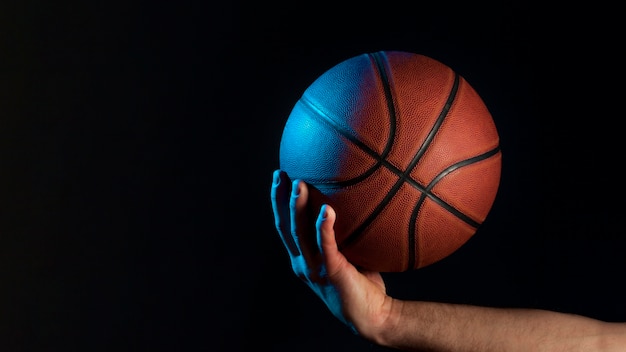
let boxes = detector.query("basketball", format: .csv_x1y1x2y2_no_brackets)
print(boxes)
278,51,502,272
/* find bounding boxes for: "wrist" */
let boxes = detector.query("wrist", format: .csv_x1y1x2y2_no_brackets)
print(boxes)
367,297,404,348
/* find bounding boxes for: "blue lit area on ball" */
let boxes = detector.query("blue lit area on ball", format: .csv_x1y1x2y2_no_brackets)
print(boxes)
279,99,353,183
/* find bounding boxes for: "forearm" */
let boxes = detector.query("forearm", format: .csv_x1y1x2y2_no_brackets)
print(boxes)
371,299,626,352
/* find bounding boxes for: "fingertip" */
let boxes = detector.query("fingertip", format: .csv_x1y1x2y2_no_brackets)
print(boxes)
320,204,335,221
270,170,285,204
319,204,329,220
272,169,281,185
316,204,339,258
291,179,301,196
316,204,336,233
317,204,328,224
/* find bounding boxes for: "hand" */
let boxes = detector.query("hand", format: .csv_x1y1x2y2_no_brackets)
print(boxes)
270,169,396,338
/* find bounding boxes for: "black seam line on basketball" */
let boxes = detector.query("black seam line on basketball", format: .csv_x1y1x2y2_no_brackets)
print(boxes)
297,97,390,188
339,73,460,251
370,51,397,155
406,145,501,270
424,145,501,228
407,193,425,270
294,52,397,188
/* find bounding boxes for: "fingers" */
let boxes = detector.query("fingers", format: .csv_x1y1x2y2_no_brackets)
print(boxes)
316,204,345,275
316,204,337,253
271,169,299,257
289,178,316,260
271,169,326,275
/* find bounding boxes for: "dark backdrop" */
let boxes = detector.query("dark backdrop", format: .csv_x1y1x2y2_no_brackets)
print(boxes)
2,2,624,351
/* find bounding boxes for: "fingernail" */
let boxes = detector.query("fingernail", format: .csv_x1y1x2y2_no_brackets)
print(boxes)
292,180,300,196
273,170,281,185
320,204,328,219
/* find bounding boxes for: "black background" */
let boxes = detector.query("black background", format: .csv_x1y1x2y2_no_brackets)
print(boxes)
2,2,625,351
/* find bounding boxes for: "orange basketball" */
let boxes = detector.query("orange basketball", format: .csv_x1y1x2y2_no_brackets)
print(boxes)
278,51,502,272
